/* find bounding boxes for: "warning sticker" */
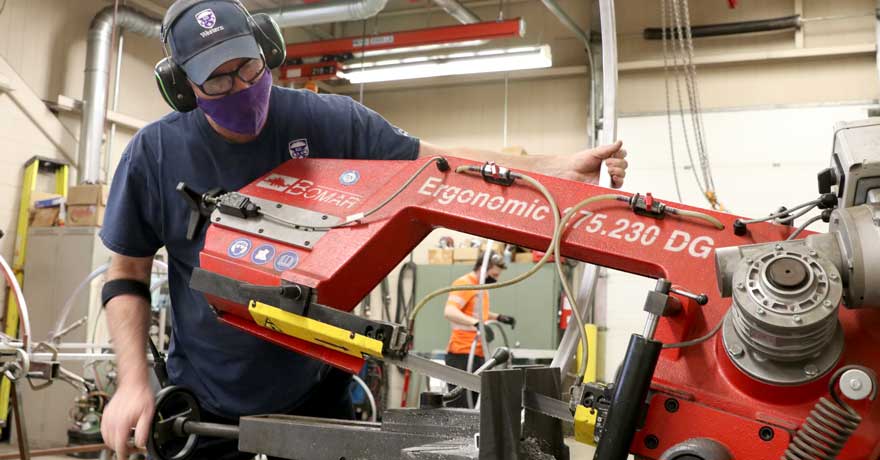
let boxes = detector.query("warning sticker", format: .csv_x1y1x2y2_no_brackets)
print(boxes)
251,244,276,265
227,238,252,259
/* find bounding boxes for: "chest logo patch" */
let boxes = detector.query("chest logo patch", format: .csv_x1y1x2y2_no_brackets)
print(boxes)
289,139,310,159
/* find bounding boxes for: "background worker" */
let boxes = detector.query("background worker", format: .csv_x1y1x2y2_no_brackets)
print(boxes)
442,251,516,407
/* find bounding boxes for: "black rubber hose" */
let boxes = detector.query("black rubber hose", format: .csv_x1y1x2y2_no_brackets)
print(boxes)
395,261,417,325
644,15,801,40
380,277,392,322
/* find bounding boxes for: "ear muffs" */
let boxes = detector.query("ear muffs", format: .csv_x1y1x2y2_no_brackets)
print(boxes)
155,57,198,113
251,13,286,70
156,1,286,112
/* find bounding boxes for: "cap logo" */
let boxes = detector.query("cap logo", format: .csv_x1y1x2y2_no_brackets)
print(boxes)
195,9,217,29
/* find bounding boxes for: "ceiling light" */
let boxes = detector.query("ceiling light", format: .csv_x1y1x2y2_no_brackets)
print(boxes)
340,45,552,84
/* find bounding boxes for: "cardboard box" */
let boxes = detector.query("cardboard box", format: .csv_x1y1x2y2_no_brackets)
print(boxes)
30,207,60,227
428,248,453,264
67,204,105,227
31,192,63,209
67,185,108,227
67,184,109,206
514,251,533,263
453,247,479,263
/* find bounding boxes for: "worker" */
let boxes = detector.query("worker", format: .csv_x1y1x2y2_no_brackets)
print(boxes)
442,251,516,407
97,0,629,458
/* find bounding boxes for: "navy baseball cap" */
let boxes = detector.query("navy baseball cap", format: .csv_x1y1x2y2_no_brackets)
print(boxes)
164,0,261,85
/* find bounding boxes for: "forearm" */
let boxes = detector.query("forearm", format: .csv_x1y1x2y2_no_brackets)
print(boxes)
105,254,153,388
106,296,151,387
444,306,480,328
488,312,499,320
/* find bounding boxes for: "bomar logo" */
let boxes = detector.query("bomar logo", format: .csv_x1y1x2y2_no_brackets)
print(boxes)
285,180,361,209
255,173,362,209
257,174,297,192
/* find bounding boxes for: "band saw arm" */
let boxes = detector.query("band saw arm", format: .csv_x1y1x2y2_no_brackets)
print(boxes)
188,155,879,459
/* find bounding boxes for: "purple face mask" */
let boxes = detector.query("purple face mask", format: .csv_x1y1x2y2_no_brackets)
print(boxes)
197,69,272,136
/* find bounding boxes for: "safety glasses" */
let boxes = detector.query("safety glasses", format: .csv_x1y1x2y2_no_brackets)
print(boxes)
197,57,266,96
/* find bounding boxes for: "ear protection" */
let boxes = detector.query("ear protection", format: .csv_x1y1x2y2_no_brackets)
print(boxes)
154,0,286,112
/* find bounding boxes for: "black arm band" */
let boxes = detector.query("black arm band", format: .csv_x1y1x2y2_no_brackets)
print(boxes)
102,279,151,307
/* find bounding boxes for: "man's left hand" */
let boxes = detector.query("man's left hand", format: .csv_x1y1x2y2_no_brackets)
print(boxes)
541,141,628,189
496,314,516,329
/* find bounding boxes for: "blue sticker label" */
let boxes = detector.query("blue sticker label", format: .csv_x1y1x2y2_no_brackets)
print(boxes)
227,238,252,259
274,251,300,272
339,170,360,186
251,244,276,265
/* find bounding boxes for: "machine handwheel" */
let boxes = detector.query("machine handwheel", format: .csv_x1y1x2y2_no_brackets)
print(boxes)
147,385,202,460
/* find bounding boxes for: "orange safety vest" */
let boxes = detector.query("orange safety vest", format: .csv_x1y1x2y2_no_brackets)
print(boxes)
445,272,491,357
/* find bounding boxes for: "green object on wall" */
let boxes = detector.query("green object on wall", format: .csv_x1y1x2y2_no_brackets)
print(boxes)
412,263,561,354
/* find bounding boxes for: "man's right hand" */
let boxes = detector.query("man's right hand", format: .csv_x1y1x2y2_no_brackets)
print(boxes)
101,382,155,458
102,253,156,457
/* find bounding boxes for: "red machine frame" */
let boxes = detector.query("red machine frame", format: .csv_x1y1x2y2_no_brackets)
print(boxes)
198,157,880,459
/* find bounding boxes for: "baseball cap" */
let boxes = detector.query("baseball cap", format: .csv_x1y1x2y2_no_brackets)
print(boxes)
164,0,261,85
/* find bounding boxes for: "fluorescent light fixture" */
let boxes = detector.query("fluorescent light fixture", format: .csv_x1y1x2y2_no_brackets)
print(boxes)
477,49,506,56
356,40,488,58
341,45,552,84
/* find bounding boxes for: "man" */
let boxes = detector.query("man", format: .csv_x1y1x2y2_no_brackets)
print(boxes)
442,251,515,408
99,1,629,458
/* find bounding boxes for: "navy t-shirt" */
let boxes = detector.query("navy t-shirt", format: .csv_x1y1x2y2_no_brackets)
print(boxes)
100,86,419,417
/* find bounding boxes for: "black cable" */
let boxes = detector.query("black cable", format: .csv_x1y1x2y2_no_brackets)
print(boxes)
380,277,392,322
396,261,417,325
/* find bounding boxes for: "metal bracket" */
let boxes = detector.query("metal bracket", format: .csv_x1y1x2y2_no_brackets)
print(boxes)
211,194,342,250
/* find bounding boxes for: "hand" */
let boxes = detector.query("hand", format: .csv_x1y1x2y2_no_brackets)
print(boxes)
101,382,155,458
541,141,628,188
475,322,495,342
496,314,516,329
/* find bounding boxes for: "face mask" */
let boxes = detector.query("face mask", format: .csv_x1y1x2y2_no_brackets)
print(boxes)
484,276,498,284
197,69,272,136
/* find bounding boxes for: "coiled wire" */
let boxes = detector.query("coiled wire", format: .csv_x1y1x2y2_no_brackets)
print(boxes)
782,366,875,460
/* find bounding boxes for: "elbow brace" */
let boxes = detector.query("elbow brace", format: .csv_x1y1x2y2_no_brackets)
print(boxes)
101,279,151,307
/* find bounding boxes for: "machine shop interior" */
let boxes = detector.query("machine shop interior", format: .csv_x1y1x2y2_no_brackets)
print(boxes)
0,0,879,459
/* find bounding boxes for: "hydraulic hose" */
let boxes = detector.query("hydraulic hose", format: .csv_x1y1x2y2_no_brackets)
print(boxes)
407,169,562,323
553,194,627,381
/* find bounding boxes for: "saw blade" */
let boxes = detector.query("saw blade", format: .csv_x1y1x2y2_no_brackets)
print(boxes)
388,354,575,423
